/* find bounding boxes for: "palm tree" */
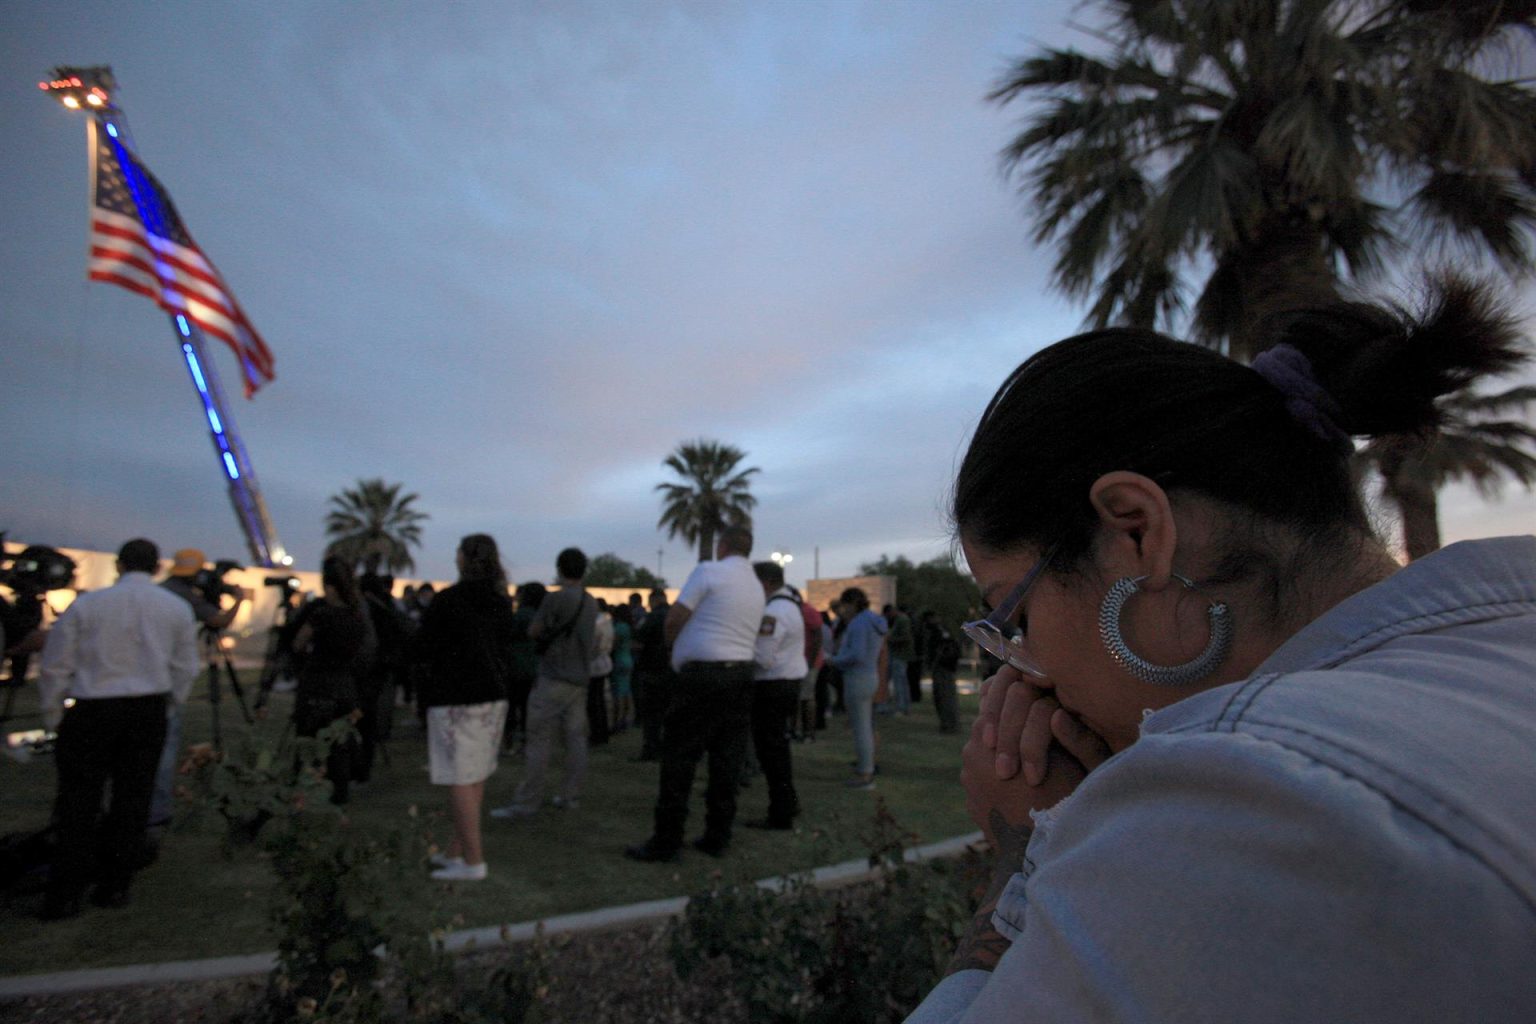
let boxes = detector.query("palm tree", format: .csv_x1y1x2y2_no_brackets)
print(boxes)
1362,382,1536,560
992,0,1536,360
656,440,760,563
992,0,1536,556
323,478,429,575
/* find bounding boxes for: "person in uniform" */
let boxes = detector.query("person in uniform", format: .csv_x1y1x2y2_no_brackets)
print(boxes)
743,560,806,831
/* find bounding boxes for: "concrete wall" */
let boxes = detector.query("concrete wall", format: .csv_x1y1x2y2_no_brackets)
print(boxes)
802,575,896,615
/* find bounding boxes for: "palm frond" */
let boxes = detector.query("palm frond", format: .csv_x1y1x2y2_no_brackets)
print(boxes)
321,477,429,573
654,440,760,557
992,0,1536,353
1408,170,1536,268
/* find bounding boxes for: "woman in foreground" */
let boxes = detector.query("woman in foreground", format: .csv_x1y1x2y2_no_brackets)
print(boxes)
908,284,1536,1023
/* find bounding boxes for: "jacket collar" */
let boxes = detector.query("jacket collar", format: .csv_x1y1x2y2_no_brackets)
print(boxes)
1254,536,1536,676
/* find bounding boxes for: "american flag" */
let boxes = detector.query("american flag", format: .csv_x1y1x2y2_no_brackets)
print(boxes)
88,120,274,397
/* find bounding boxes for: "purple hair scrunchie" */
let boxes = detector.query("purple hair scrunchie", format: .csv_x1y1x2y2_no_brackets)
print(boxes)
1250,344,1353,453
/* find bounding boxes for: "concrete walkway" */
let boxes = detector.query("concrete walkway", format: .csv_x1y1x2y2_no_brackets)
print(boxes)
0,831,983,999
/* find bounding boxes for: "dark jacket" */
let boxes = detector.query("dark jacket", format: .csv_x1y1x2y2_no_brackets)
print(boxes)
417,579,515,709
288,598,373,710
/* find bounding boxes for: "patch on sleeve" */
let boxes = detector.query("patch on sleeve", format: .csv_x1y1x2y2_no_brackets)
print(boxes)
759,616,777,637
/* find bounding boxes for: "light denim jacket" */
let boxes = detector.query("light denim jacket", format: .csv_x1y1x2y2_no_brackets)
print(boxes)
911,537,1536,1024
828,609,887,680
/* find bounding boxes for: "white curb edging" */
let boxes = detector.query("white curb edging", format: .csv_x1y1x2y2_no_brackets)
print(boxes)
0,831,984,999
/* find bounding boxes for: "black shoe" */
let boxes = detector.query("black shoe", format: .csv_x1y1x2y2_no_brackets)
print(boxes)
90,885,130,909
691,835,729,858
629,754,659,763
742,818,793,831
624,839,679,863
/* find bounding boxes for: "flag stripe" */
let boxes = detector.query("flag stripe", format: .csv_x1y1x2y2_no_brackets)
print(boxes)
92,211,239,316
88,125,274,396
87,270,162,304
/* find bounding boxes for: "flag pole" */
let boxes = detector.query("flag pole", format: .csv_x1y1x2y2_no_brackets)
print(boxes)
49,68,288,569
166,304,286,568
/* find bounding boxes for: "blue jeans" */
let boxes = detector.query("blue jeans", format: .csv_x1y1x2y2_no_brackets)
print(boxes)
148,700,183,827
843,670,878,775
887,657,910,713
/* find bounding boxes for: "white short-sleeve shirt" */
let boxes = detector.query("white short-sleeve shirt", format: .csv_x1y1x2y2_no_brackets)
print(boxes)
754,588,808,681
671,555,765,670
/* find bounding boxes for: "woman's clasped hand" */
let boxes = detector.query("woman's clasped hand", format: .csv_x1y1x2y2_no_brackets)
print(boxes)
961,665,1110,847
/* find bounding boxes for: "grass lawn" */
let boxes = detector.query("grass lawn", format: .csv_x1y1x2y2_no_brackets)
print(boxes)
0,671,979,977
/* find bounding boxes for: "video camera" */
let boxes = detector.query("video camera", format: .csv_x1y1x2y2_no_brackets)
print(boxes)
0,535,77,595
191,558,245,605
263,573,302,608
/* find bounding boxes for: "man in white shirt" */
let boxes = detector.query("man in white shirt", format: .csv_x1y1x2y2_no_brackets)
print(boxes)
744,560,807,831
625,525,764,862
39,538,198,919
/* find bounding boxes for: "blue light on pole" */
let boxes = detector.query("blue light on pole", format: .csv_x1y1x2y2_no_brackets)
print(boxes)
182,341,235,471
182,344,208,391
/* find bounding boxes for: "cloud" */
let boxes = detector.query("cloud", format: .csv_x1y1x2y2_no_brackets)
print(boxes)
6,1,1527,588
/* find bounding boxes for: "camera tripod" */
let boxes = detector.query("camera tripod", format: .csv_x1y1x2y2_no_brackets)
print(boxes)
253,582,301,711
201,627,252,751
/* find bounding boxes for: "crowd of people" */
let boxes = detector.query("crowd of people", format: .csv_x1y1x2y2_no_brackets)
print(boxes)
18,527,965,905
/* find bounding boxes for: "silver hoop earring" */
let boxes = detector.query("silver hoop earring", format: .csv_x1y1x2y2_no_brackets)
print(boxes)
1098,574,1232,687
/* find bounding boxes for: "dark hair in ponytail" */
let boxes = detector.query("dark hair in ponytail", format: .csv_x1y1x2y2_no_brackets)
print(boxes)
953,277,1526,570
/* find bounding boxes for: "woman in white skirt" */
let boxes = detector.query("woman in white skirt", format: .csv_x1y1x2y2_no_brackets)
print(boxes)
418,534,515,881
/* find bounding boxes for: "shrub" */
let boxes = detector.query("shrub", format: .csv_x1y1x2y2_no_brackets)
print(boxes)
670,800,981,1023
183,714,355,848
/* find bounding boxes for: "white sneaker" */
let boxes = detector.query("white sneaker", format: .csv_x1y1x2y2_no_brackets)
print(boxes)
549,795,580,810
429,853,463,869
490,804,535,820
430,860,487,882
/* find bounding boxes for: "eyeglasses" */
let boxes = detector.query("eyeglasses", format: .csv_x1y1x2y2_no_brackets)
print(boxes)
962,546,1055,678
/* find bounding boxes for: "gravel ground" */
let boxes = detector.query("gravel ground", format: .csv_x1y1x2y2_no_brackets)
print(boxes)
0,920,746,1024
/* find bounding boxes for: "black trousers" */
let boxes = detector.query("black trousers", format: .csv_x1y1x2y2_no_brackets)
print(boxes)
587,674,610,744
294,696,358,804
508,670,535,740
931,665,960,733
815,663,842,727
354,670,387,783
49,694,168,903
751,678,801,825
652,662,753,850
634,666,673,758
907,658,923,703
